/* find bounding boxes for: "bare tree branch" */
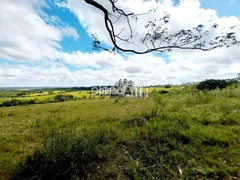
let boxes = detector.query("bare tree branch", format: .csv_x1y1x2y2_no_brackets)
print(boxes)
85,0,240,54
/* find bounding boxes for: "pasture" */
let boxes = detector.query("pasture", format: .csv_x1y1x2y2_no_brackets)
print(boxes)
0,86,240,179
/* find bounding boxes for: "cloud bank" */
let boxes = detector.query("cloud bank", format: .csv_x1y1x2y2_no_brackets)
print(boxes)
0,0,239,86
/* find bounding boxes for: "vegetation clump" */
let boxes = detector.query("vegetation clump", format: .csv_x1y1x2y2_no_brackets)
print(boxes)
196,79,228,91
0,99,37,107
11,129,107,179
54,94,76,102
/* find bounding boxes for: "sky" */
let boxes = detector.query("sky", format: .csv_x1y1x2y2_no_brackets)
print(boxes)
0,0,240,87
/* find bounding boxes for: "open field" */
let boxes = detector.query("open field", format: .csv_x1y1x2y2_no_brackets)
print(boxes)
0,90,92,103
0,86,177,105
0,87,240,179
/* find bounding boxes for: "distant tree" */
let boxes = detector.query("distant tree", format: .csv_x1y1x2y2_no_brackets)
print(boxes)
128,80,135,87
196,79,228,91
54,94,75,102
112,78,136,97
123,78,128,86
48,91,54,95
115,79,123,87
159,90,169,94
0,99,37,107
164,84,172,88
16,92,26,97
2,99,21,107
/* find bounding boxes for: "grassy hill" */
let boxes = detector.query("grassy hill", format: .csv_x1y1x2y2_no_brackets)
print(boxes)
0,87,240,179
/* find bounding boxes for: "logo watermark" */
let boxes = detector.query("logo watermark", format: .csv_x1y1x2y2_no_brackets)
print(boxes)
91,85,148,98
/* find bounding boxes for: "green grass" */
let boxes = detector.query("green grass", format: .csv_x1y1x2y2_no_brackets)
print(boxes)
0,90,94,105
64,91,92,98
0,87,240,179
0,87,177,103
0,98,150,177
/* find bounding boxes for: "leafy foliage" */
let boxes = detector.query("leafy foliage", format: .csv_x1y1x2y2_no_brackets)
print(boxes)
0,94,77,107
0,99,37,107
196,79,228,91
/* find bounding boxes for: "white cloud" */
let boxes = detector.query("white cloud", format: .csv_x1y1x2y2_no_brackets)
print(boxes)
60,26,79,40
1,48,239,87
0,0,79,62
62,0,240,51
0,0,239,86
53,0,239,83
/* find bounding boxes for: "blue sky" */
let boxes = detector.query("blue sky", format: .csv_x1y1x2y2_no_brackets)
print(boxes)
0,0,239,87
47,0,240,54
44,0,94,53
200,0,240,17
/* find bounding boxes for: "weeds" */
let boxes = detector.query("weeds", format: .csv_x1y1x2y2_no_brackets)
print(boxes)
11,127,107,179
114,98,119,103
11,108,240,179
1,87,239,179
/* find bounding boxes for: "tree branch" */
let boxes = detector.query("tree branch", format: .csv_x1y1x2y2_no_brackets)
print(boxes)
85,0,240,54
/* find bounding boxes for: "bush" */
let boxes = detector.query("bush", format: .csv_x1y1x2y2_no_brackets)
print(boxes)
16,92,26,97
2,99,22,106
0,99,37,107
196,79,228,91
0,94,77,107
159,90,169,94
48,91,54,95
54,94,75,102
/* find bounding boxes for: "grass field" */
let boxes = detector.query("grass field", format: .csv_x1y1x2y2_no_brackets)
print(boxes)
0,90,93,104
0,87,240,179
0,87,176,104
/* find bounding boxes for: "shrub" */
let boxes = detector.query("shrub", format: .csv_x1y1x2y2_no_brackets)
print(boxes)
16,92,26,97
159,90,169,94
54,94,75,102
196,79,228,91
42,98,55,104
0,99,37,107
48,91,54,95
2,99,21,107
